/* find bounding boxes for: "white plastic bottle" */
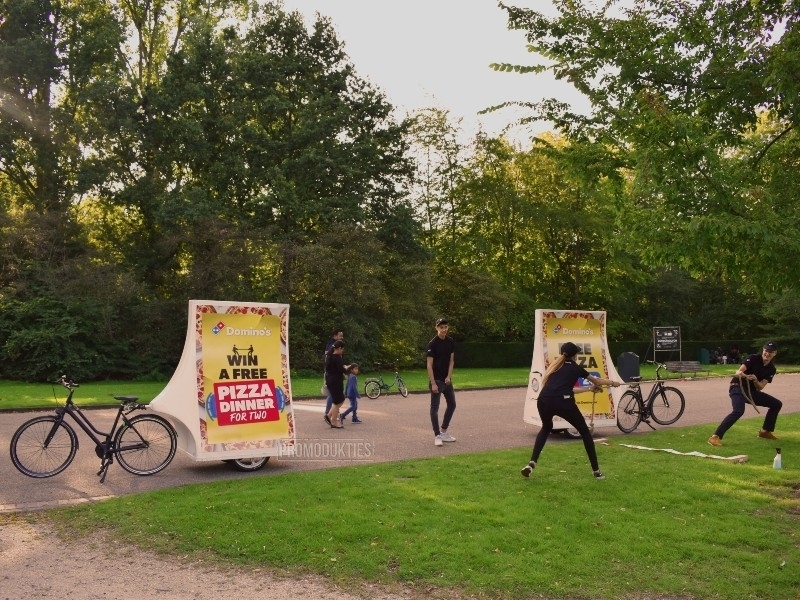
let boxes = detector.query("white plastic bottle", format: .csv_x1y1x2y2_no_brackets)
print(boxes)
773,448,782,470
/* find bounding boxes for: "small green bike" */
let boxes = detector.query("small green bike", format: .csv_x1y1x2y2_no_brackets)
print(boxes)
364,363,409,399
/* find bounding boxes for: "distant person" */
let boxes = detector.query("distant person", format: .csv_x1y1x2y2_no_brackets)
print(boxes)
716,347,728,364
325,328,344,354
520,341,621,480
708,341,783,447
324,340,348,428
427,318,457,447
340,363,362,424
729,344,741,364
323,329,344,420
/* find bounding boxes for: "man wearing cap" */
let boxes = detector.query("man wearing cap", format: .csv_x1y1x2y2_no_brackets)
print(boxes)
708,341,783,447
427,318,457,447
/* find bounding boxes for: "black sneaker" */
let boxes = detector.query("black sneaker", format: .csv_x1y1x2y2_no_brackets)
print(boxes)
520,462,536,478
593,470,606,480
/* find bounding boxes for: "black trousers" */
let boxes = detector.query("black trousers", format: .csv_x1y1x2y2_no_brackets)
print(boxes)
530,395,599,472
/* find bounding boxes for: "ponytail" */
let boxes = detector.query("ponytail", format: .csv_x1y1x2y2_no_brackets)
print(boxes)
540,353,567,390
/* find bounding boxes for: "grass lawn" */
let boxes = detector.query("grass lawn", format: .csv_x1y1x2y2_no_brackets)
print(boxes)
0,363,776,411
5,413,796,599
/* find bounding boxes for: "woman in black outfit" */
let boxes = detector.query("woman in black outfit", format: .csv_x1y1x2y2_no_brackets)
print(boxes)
521,341,621,480
324,340,347,429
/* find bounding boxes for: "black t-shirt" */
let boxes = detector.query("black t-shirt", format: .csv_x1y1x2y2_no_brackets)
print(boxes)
325,352,346,386
426,335,455,381
731,353,776,393
541,360,590,398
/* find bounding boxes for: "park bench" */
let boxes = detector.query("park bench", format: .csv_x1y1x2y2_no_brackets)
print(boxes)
664,360,711,378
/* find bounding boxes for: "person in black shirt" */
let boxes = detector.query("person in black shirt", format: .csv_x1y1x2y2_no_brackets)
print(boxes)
708,341,783,447
324,340,348,429
521,341,621,480
323,329,344,419
427,318,457,447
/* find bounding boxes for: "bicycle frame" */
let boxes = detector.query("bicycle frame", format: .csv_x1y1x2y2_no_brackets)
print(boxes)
52,398,126,452
364,363,408,399
625,380,661,430
11,376,178,483
375,371,401,391
47,386,148,481
618,361,686,433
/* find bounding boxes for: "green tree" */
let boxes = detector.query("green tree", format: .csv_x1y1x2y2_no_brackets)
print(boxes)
1,1,429,376
406,107,469,257
495,0,800,294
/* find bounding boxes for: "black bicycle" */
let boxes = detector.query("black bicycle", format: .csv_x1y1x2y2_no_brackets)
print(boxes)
617,361,686,433
10,376,178,483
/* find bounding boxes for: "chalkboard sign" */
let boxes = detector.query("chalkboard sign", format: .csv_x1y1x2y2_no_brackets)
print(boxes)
654,327,680,351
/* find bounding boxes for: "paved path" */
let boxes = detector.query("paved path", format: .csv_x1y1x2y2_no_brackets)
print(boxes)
2,374,798,513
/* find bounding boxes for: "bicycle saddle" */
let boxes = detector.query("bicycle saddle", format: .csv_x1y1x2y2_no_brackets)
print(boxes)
114,395,139,403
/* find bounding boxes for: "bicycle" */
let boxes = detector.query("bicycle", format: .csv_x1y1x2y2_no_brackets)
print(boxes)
10,375,178,483
364,363,408,399
616,361,686,433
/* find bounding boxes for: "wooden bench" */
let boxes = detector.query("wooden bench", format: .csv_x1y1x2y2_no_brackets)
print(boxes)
665,360,711,378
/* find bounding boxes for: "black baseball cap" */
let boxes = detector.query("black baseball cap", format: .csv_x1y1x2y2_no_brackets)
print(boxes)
763,341,778,352
436,318,449,326
332,340,345,349
560,341,580,357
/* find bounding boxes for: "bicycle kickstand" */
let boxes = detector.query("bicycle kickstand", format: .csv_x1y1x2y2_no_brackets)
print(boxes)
97,456,113,483
641,418,656,431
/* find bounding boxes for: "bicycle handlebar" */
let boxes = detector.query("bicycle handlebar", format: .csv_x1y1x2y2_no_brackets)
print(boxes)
644,360,667,369
57,375,79,389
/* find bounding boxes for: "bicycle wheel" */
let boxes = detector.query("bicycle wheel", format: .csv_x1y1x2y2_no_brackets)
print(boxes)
397,378,409,397
225,457,270,472
649,386,686,426
616,391,643,433
365,379,382,399
114,414,177,475
10,416,78,478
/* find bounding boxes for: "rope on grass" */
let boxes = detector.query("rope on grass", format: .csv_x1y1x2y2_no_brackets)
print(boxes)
620,444,748,463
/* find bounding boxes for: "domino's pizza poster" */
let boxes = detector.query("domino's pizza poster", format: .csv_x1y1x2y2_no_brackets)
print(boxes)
196,302,294,451
524,309,623,429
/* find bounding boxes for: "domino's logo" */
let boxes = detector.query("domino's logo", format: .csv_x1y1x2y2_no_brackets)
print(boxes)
212,321,225,334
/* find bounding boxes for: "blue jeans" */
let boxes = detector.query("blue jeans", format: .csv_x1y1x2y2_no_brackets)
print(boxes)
341,397,358,420
430,381,456,435
714,384,782,438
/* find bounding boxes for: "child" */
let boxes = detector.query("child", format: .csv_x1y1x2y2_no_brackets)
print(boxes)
340,363,363,424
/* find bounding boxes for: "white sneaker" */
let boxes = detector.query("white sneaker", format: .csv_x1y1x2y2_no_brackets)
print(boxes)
434,434,443,447
440,431,456,442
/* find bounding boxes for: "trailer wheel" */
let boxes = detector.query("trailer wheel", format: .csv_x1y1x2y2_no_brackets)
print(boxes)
224,457,270,472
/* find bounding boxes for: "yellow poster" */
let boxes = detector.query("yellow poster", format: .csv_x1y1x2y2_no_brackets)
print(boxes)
201,310,290,445
524,309,623,431
543,314,612,414
149,300,295,461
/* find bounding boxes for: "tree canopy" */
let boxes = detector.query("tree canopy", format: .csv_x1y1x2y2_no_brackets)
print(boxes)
2,0,798,380
495,0,800,293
